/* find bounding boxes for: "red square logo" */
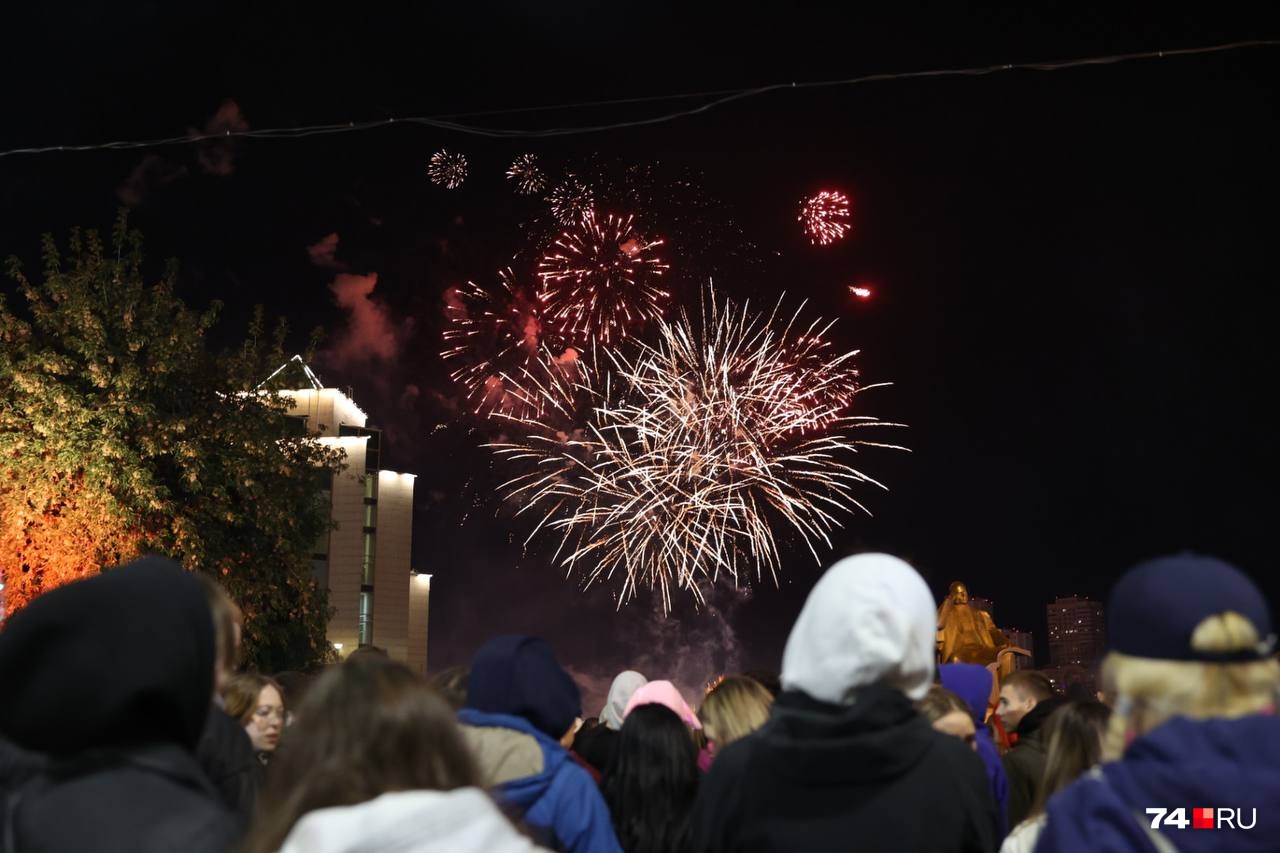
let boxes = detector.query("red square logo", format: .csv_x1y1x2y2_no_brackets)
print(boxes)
1193,808,1215,829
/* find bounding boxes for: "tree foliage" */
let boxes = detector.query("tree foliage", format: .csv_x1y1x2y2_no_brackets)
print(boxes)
0,212,342,671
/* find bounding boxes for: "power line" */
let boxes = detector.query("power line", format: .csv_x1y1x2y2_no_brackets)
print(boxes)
1,39,1275,159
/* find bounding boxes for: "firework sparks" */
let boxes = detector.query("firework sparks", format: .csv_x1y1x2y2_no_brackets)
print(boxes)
547,175,595,225
849,285,872,298
441,268,580,423
506,153,547,195
799,190,851,245
427,149,469,189
536,211,670,346
489,289,903,610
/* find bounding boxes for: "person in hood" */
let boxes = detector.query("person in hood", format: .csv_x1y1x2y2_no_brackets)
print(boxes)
623,681,703,730
997,670,1064,829
688,553,998,853
575,670,648,776
0,556,240,852
459,635,623,853
941,663,1012,837
1036,554,1280,853
242,655,540,853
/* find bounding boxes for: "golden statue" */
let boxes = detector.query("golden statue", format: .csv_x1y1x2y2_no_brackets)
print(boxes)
936,582,1023,675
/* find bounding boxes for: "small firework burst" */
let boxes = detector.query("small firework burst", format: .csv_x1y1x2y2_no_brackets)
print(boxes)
547,175,595,225
536,211,670,346
440,268,581,424
489,288,903,610
799,190,852,246
427,149,468,189
849,285,872,298
506,153,547,195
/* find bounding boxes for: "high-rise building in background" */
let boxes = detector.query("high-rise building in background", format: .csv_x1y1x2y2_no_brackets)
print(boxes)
278,358,429,673
1047,595,1106,666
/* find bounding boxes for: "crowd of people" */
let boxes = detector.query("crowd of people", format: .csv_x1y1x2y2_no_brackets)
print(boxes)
0,551,1276,852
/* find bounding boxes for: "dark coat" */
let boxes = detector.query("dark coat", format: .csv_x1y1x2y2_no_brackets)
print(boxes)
688,685,998,853
1001,696,1065,829
1037,714,1280,853
0,557,240,852
194,703,259,818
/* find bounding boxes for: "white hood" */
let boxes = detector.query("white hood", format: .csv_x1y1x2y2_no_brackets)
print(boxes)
599,670,648,731
279,788,543,853
781,553,936,703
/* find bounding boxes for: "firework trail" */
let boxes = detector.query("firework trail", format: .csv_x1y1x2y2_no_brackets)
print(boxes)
441,268,582,424
536,211,670,347
428,149,468,189
506,153,547,195
799,190,851,245
489,289,904,610
547,175,595,225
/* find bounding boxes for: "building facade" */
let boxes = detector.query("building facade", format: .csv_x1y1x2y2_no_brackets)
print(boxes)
1047,595,1106,667
281,377,429,673
1004,627,1034,671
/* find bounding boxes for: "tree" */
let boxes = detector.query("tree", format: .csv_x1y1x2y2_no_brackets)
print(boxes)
0,212,343,671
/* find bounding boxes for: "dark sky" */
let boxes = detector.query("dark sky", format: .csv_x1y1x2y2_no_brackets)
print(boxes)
3,4,1277,702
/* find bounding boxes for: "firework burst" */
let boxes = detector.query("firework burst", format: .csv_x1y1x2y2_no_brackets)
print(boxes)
546,175,595,225
441,268,581,423
506,153,547,195
427,149,469,189
536,211,670,347
489,289,903,610
799,190,851,245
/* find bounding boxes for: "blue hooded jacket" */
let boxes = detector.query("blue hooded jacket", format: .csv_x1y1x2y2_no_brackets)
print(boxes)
457,709,621,853
1036,714,1280,853
461,635,621,853
940,664,1010,837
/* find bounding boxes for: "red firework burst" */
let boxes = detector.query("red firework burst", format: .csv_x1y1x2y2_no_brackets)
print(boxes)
799,190,851,246
536,211,670,346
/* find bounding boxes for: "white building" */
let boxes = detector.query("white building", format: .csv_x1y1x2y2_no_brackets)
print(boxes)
274,358,429,673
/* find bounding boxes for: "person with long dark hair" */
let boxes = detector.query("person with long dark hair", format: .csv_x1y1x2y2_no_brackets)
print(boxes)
241,655,539,853
602,703,700,853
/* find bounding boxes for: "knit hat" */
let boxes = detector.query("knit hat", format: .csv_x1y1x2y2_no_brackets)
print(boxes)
465,635,582,739
623,680,702,729
1108,554,1275,663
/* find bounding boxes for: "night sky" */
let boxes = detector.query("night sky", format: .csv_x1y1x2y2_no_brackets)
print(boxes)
3,5,1277,704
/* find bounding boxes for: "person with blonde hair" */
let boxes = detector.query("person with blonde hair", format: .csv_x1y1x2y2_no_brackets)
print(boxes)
699,675,774,765
1037,554,1280,853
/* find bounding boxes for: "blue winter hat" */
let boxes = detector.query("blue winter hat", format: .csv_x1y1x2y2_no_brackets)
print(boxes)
465,635,582,738
1108,554,1276,663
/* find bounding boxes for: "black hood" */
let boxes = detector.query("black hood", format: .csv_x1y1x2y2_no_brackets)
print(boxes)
757,684,935,785
0,556,214,754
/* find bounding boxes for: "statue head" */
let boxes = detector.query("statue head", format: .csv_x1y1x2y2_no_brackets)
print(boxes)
948,581,969,605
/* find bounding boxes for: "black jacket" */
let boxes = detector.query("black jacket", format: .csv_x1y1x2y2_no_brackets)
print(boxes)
1000,695,1064,830
689,686,997,853
0,557,241,852
195,703,259,818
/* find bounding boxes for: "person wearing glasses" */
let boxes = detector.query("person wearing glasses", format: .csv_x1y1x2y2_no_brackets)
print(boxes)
224,673,287,772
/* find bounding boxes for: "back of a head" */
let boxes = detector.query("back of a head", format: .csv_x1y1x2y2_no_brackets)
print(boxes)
428,666,470,711
915,685,971,725
465,635,581,739
1102,554,1279,758
699,676,774,747
781,553,937,704
603,703,699,853
1001,671,1055,704
1032,700,1112,816
938,663,994,723
0,555,214,754
193,572,241,688
244,656,479,853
